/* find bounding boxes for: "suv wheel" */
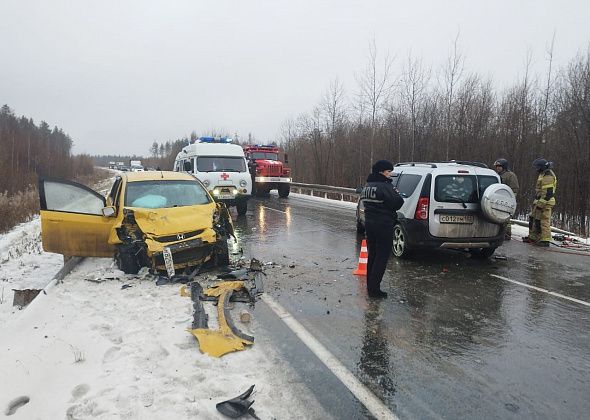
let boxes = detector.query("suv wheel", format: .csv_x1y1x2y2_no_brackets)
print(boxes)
392,224,412,258
469,247,496,259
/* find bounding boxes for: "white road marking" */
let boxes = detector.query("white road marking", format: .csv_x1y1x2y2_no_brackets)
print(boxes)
489,274,590,307
261,294,399,420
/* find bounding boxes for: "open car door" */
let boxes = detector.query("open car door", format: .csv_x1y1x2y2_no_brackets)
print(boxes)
39,178,116,257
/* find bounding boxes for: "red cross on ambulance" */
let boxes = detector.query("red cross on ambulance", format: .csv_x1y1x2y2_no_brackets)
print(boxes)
220,173,229,180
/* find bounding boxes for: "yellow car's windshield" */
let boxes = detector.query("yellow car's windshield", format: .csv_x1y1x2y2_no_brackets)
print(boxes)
125,180,212,209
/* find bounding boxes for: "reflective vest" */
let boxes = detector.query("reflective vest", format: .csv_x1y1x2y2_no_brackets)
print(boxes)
535,169,557,206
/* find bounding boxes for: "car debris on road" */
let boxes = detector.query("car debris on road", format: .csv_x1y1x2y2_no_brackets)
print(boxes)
181,258,264,357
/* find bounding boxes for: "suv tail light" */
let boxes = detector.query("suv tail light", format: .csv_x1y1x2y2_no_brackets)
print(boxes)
414,197,429,220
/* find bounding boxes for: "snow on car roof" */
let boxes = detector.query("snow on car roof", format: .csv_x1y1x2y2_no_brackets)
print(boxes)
124,170,195,182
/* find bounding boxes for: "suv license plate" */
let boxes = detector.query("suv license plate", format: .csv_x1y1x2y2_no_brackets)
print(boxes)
440,214,474,224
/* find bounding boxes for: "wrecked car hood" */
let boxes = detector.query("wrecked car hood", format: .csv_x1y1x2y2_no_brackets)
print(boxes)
128,205,215,236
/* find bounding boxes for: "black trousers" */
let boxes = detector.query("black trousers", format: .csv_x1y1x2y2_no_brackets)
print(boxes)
365,221,393,292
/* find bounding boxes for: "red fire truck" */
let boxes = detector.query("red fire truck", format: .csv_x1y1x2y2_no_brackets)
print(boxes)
242,144,291,197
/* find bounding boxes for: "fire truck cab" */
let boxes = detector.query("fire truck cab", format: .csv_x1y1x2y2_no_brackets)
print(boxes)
243,144,291,197
174,137,251,215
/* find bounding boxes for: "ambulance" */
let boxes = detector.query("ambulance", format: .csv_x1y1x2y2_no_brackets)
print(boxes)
174,137,251,215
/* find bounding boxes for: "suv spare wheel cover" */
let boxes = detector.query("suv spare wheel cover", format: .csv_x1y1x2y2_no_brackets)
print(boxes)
480,183,517,224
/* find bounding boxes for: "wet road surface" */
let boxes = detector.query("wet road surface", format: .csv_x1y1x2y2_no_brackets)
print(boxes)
237,194,590,419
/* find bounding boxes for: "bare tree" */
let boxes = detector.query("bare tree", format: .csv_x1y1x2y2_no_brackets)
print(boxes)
321,78,347,182
356,39,395,165
440,31,464,160
401,53,431,160
540,31,556,154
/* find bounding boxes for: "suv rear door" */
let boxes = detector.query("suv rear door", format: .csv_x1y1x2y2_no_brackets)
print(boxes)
38,178,116,257
429,169,501,238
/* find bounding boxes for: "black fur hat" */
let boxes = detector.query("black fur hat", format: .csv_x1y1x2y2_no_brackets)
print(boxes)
371,160,394,174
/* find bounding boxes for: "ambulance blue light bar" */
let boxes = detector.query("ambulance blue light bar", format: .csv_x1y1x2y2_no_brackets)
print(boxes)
198,137,233,143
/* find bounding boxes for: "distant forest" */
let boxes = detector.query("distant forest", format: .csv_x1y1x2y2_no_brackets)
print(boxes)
280,42,590,234
0,105,104,232
0,105,98,195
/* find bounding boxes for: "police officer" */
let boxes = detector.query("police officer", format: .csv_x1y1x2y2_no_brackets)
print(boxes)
523,158,557,247
494,158,520,239
360,160,404,298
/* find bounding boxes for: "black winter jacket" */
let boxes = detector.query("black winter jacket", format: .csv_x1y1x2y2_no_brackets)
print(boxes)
360,173,405,226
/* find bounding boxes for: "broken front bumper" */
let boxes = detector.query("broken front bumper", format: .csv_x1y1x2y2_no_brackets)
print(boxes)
150,238,214,271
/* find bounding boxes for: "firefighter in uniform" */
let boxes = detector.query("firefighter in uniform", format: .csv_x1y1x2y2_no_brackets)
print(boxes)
360,160,404,298
523,158,557,247
493,158,519,239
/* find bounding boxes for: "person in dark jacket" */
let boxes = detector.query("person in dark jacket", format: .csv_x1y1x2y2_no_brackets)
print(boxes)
360,160,404,298
493,158,519,239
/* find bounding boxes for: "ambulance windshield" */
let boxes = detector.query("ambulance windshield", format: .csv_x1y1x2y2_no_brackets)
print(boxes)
196,156,247,172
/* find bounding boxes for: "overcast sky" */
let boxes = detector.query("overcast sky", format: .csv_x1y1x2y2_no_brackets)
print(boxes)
1,0,588,156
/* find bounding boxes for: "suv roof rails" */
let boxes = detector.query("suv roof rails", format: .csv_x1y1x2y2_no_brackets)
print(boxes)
395,162,438,168
441,160,489,168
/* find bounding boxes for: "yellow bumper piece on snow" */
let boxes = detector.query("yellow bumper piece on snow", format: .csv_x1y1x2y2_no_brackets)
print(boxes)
188,281,254,357
188,328,252,358
203,281,245,297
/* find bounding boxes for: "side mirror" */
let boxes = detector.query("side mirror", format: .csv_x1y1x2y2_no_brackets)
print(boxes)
284,154,289,164
355,187,363,194
183,160,192,172
102,206,116,217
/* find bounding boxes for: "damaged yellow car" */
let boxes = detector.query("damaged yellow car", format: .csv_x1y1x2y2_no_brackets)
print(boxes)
38,171,234,275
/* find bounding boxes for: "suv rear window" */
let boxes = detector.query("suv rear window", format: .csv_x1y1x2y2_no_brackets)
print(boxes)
477,175,499,196
434,175,499,203
435,175,478,203
396,174,422,197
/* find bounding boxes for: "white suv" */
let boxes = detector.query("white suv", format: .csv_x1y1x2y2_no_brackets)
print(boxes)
356,161,516,258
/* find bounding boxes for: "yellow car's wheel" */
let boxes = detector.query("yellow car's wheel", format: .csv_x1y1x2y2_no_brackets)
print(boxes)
116,247,140,274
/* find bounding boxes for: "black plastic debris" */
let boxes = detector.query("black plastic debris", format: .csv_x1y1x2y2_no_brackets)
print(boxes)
155,276,169,286
216,385,257,418
218,268,249,280
249,258,263,272
121,284,132,290
190,282,209,329
156,267,199,286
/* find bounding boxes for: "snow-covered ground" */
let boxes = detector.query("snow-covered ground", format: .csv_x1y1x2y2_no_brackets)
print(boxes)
0,217,63,324
0,221,329,419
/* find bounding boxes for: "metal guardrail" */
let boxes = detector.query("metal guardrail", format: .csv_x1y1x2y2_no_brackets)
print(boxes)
290,182,581,237
290,182,358,202
511,219,577,237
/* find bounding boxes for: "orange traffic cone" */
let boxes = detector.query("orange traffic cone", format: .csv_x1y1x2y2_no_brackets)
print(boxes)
353,239,368,276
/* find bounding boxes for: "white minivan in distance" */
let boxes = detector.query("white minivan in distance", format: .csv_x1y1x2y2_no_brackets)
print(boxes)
174,137,252,215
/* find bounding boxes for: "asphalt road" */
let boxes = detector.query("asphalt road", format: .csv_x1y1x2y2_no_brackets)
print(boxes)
238,193,590,419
